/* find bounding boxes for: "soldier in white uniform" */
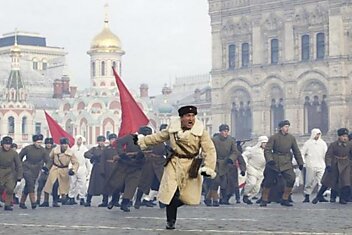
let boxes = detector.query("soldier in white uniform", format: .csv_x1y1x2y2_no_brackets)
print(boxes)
242,136,268,204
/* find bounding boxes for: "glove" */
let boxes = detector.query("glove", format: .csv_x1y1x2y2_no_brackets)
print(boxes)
201,171,211,178
267,160,276,166
41,166,49,174
326,166,332,173
68,169,75,176
132,134,138,145
226,158,234,165
240,171,245,176
298,165,304,171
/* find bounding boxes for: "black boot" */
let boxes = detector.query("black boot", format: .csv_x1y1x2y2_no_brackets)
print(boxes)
243,195,253,205
166,204,177,230
134,189,144,209
19,203,27,209
235,188,240,203
79,198,84,206
204,199,212,206
120,199,131,212
303,194,310,203
98,195,108,207
39,201,49,207
4,205,13,211
166,220,175,230
52,201,60,207
212,200,219,207
31,202,37,209
280,200,293,207
84,194,92,207
259,200,267,207
312,185,328,204
330,189,338,203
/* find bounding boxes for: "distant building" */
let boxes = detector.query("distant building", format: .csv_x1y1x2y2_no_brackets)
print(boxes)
208,0,352,139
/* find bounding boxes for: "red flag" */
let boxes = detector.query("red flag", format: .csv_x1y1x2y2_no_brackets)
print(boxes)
44,111,75,147
113,67,149,137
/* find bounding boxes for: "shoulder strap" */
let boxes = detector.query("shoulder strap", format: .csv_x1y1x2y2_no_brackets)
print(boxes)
173,133,199,156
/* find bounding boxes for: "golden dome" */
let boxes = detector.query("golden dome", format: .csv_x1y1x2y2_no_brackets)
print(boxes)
90,21,122,50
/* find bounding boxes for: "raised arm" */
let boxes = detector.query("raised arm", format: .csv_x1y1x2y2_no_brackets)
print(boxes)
138,130,170,150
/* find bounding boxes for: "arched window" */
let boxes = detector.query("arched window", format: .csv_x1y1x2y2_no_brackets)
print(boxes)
301,35,310,61
241,43,249,67
42,62,47,70
271,39,279,64
112,61,117,68
228,44,236,69
316,33,325,59
101,61,105,76
32,58,38,70
8,116,15,134
91,62,96,77
22,116,27,134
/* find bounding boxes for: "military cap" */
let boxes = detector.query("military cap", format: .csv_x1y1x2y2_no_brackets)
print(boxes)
11,143,18,149
108,133,117,140
278,120,290,128
219,124,230,132
1,136,13,145
159,124,168,131
337,128,349,136
97,135,106,142
138,126,153,136
44,137,54,145
178,105,197,116
32,134,44,142
59,137,70,145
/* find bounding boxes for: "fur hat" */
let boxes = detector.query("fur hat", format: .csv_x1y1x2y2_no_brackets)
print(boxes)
178,105,197,116
1,136,13,145
59,137,70,145
337,128,349,136
108,133,117,140
219,124,230,132
138,126,152,136
278,120,290,128
97,135,106,142
44,137,54,145
32,134,44,142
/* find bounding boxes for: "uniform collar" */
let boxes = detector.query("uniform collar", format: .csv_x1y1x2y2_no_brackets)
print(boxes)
168,117,204,136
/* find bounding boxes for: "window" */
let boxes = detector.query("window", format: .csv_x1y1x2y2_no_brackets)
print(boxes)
241,43,249,67
101,61,105,76
92,62,96,77
301,35,310,61
8,116,15,134
35,122,41,135
33,61,38,70
228,44,236,69
22,116,27,134
271,39,279,64
112,61,116,68
316,33,325,59
42,62,47,70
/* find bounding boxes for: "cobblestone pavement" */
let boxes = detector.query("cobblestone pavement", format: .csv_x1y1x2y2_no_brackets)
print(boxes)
0,194,352,235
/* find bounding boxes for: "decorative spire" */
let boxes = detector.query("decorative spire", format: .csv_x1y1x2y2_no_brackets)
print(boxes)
104,2,109,25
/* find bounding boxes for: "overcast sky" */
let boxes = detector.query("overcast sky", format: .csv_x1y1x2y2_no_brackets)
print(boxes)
0,0,212,95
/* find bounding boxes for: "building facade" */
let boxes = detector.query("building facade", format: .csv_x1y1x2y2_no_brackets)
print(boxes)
209,0,352,139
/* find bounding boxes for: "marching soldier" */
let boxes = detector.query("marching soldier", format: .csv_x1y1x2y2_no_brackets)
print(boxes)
137,105,216,230
19,134,50,209
0,136,23,211
134,125,167,209
205,124,243,206
312,128,352,204
37,137,54,205
260,120,304,207
84,135,106,207
98,133,118,207
42,137,79,207
106,126,150,212
242,136,268,205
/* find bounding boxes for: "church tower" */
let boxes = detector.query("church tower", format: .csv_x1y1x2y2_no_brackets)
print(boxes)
87,3,125,95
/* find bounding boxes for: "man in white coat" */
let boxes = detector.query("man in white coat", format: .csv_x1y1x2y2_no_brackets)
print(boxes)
242,136,268,204
67,135,89,205
301,128,327,203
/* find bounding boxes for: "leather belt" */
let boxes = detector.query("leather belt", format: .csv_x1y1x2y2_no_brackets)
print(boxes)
334,155,348,160
174,153,198,159
53,163,68,168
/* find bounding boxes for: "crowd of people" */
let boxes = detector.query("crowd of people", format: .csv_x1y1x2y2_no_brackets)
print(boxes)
0,104,352,230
